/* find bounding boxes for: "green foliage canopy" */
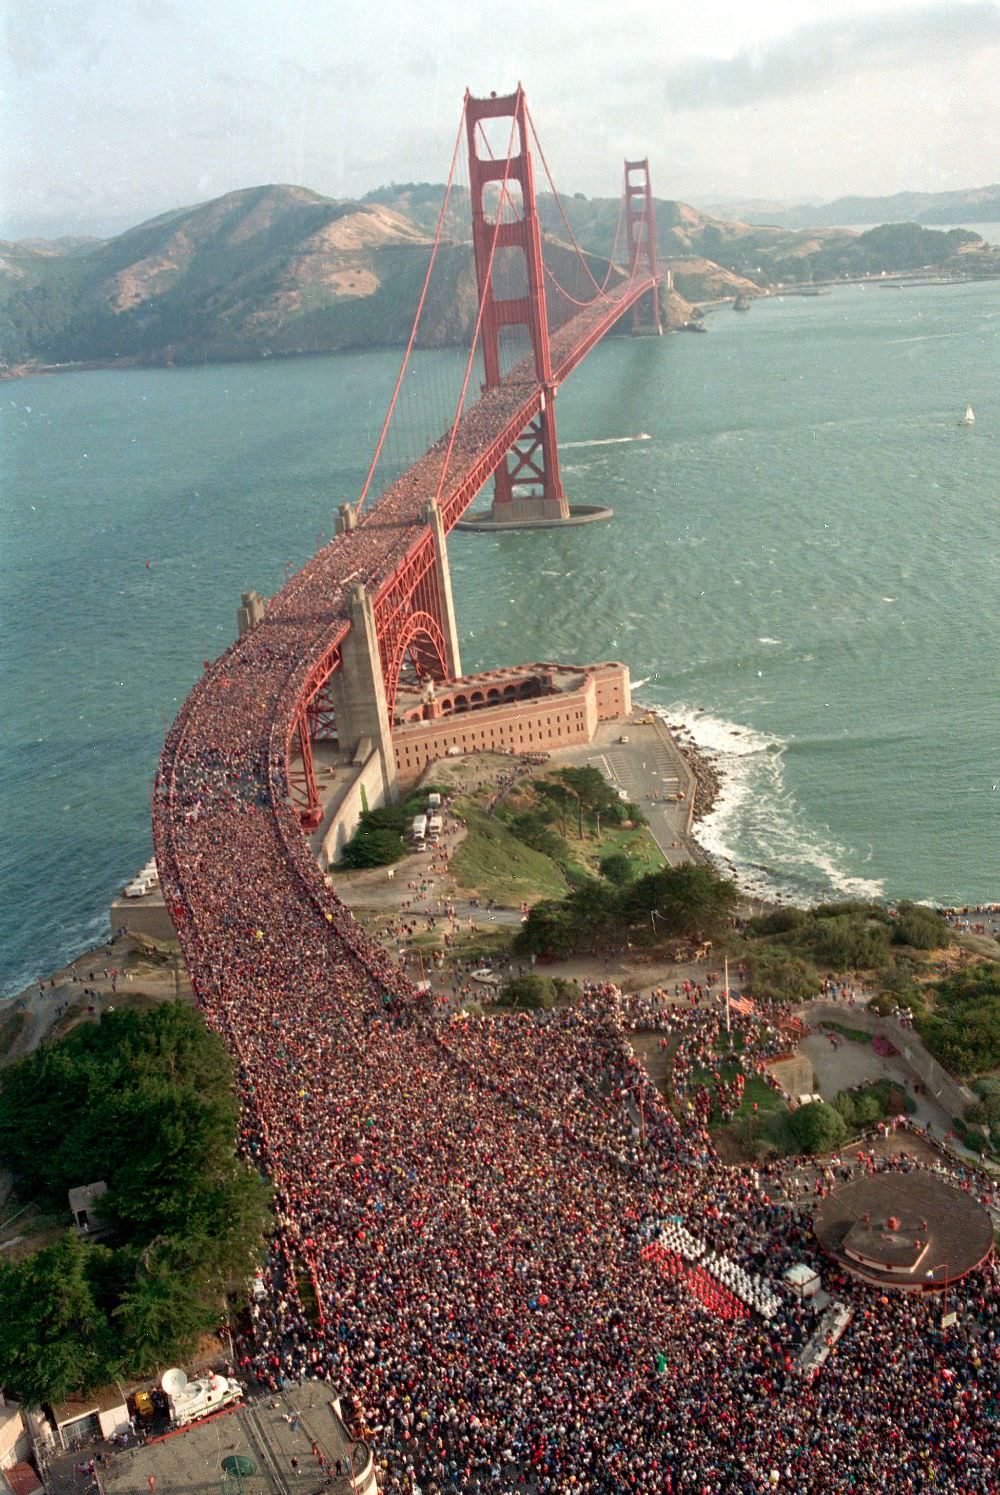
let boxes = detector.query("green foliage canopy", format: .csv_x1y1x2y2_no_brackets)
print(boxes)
0,1003,271,1404
788,1100,847,1155
916,963,1000,1078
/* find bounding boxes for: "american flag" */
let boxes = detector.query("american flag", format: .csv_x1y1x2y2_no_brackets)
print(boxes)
728,991,754,1017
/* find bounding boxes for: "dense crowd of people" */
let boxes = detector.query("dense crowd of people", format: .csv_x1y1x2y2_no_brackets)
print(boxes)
151,441,1000,1493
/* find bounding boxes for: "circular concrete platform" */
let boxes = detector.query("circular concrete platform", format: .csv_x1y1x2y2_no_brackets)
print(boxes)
813,1171,993,1290
454,503,613,532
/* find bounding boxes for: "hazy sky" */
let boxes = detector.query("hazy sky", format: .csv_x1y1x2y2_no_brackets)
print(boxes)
3,0,999,238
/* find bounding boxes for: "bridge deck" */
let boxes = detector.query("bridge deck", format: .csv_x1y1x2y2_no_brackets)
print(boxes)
154,272,657,1002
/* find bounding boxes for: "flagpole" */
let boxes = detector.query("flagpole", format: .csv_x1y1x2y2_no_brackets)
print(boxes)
724,955,731,1035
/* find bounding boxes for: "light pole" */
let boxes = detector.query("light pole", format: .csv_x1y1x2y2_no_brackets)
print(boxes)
926,1261,952,1331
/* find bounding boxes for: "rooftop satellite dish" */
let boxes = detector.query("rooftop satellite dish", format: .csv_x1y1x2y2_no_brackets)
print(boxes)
161,1367,188,1397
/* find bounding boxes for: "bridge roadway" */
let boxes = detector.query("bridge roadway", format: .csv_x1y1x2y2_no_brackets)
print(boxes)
153,270,659,997
149,275,662,1430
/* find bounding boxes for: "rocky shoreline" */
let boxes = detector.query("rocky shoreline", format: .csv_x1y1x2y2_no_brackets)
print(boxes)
667,724,722,825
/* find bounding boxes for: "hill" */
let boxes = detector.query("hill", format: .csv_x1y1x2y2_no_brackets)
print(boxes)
0,183,671,374
701,184,1000,230
2,183,996,375
368,184,997,295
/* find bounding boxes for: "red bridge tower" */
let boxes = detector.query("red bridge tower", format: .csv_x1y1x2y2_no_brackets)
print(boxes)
466,88,570,526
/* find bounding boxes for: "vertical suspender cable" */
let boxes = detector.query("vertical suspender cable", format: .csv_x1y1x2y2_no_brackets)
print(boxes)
434,110,520,507
356,100,469,516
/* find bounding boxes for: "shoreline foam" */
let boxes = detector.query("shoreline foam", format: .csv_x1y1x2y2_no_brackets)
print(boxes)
649,702,888,908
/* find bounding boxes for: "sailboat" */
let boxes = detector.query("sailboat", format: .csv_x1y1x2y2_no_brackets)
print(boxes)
959,404,975,426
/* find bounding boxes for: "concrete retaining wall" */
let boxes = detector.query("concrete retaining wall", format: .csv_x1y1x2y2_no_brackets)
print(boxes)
804,1002,976,1119
108,896,178,944
319,751,387,869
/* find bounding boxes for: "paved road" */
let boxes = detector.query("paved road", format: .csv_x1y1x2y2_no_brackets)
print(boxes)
552,720,695,865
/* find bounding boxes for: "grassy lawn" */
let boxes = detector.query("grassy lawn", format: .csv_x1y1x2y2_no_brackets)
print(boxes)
737,1074,786,1116
409,925,515,961
821,1021,873,1045
450,807,568,904
688,1049,786,1127
584,823,665,878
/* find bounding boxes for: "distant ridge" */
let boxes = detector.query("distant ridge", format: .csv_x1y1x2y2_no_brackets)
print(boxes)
1,182,997,375
700,184,1000,229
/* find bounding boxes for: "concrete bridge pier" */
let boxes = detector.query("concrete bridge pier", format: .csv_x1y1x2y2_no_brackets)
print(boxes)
327,582,398,805
424,497,462,678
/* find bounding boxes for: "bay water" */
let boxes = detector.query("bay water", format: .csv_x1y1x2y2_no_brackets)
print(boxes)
2,280,998,999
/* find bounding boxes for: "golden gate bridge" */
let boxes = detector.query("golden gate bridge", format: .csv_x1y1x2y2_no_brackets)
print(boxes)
154,83,661,975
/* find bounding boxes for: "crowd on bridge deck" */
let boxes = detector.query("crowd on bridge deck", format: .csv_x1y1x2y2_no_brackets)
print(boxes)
154,688,1000,1492
152,434,998,1494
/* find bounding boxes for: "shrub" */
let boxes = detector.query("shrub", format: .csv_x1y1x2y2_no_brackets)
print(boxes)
795,914,892,971
835,1092,857,1128
813,901,885,921
746,907,809,937
745,948,822,1004
892,901,950,950
501,974,558,1011
853,1092,882,1125
340,825,406,867
599,853,634,887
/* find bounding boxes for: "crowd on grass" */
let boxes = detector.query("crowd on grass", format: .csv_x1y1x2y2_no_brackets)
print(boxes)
152,435,1000,1492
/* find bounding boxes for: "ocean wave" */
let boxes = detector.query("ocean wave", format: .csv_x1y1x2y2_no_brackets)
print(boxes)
559,434,651,448
1,905,111,1004
650,702,886,906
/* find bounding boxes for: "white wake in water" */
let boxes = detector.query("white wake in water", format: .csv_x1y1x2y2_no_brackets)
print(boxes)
651,702,886,906
559,433,652,448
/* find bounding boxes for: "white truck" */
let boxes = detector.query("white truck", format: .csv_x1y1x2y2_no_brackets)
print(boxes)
161,1368,243,1428
427,814,443,842
411,814,428,845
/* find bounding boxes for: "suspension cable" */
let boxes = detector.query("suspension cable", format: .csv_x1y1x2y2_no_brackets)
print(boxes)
434,108,520,507
482,107,629,303
603,186,627,285
356,99,468,516
542,260,610,308
524,105,609,298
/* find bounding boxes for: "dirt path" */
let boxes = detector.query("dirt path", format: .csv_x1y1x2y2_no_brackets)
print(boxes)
0,933,192,1068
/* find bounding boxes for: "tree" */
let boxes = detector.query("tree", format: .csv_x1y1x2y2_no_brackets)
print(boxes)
565,879,622,943
0,1235,117,1406
0,1003,272,1404
113,1240,217,1375
515,900,578,959
599,853,633,888
788,1100,846,1156
624,864,738,941
340,825,406,867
